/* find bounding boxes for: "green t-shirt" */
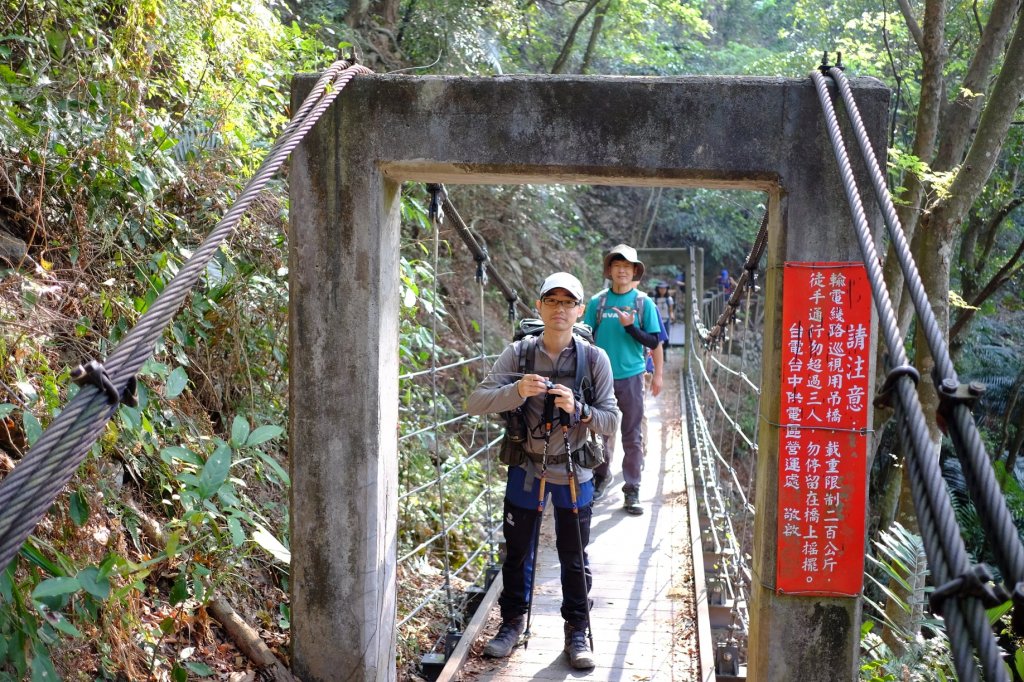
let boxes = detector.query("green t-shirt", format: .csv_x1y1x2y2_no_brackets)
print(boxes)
583,288,661,379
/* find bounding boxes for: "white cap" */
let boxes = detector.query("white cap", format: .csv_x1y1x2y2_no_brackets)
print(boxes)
539,272,584,301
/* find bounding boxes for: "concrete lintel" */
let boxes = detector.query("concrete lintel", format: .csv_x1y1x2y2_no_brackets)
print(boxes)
636,248,694,268
382,162,776,191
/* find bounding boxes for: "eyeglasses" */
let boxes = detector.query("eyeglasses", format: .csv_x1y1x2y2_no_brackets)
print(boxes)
540,297,580,310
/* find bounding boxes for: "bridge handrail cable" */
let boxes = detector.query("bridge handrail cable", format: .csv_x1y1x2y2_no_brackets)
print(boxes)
0,60,372,574
813,65,1007,682
829,66,1024,594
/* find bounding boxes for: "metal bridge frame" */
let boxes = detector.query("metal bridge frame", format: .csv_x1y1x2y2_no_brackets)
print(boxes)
288,73,889,681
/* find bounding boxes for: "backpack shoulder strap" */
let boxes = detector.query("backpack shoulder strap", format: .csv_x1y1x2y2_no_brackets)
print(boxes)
634,291,650,325
594,289,610,333
571,335,588,395
517,335,538,376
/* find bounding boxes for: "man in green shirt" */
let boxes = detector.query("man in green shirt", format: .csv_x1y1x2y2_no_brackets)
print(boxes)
583,244,663,515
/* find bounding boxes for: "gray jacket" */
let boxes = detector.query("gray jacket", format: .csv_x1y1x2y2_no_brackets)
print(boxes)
467,334,620,485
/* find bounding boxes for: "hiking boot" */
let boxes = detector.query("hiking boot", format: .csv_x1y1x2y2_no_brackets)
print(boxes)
623,484,644,516
563,623,596,669
483,616,525,658
592,474,610,500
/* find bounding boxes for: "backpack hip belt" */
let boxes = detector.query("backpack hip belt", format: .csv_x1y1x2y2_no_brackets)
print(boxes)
501,437,604,470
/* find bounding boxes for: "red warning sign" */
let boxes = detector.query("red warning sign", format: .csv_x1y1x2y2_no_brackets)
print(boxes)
776,262,872,596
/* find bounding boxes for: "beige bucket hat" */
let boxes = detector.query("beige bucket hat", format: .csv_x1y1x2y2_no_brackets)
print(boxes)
603,244,645,281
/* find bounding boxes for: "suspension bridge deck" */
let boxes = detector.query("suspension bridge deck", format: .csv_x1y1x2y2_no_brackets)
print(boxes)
460,357,701,681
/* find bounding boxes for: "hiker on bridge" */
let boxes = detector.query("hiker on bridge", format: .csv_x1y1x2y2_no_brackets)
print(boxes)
584,244,663,515
467,272,620,670
651,280,675,353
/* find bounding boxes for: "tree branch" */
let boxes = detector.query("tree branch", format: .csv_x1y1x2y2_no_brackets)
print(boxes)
950,232,1024,343
579,0,610,74
935,15,1024,238
934,0,1020,171
978,195,1024,267
551,0,602,74
208,597,298,680
883,0,946,318
895,0,925,52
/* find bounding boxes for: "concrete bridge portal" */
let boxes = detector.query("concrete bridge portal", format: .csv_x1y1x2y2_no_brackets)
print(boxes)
288,73,889,681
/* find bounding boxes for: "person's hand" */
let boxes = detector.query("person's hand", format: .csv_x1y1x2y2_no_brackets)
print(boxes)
613,307,636,326
545,382,576,416
517,374,551,398
651,373,663,397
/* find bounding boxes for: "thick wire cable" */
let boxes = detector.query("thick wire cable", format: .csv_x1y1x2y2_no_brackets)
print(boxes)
0,61,371,573
478,271,500,567
440,193,532,320
829,66,1024,590
811,68,1003,682
707,212,769,345
428,213,458,633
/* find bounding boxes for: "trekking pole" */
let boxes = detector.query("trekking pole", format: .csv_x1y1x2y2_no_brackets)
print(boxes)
523,392,554,648
561,407,595,651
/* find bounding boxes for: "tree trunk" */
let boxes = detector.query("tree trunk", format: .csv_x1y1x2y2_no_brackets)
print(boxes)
933,0,1021,171
347,0,400,28
346,0,370,26
882,0,947,324
1006,426,1024,474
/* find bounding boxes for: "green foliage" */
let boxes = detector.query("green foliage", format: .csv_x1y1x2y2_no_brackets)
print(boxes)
0,0,337,676
860,523,956,681
652,188,766,276
392,0,710,76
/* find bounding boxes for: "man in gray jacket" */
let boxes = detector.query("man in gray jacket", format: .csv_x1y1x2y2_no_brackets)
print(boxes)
467,272,620,669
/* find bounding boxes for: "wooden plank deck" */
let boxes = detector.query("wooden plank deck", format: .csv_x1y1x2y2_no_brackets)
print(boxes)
460,359,699,681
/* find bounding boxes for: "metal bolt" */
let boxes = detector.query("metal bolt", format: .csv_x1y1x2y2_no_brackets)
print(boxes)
941,378,958,393
968,381,986,396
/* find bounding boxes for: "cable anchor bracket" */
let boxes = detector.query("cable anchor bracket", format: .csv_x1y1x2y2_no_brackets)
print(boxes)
929,564,1008,616
933,372,986,435
873,364,920,410
426,183,447,224
70,361,138,408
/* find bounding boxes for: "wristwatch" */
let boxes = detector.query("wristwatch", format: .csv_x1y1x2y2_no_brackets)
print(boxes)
579,402,592,423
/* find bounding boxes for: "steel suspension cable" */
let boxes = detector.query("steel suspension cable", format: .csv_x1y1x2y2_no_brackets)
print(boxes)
829,65,1024,592
0,60,371,573
433,186,532,321
707,212,768,344
689,343,755,510
477,234,500,567
811,68,1004,682
428,210,459,633
687,365,751,629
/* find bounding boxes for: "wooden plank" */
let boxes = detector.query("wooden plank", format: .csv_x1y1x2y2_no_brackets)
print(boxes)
437,573,504,682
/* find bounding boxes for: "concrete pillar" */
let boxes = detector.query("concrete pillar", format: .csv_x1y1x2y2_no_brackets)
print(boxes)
696,247,705,320
684,248,693,374
746,80,885,681
287,73,889,681
289,84,401,682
